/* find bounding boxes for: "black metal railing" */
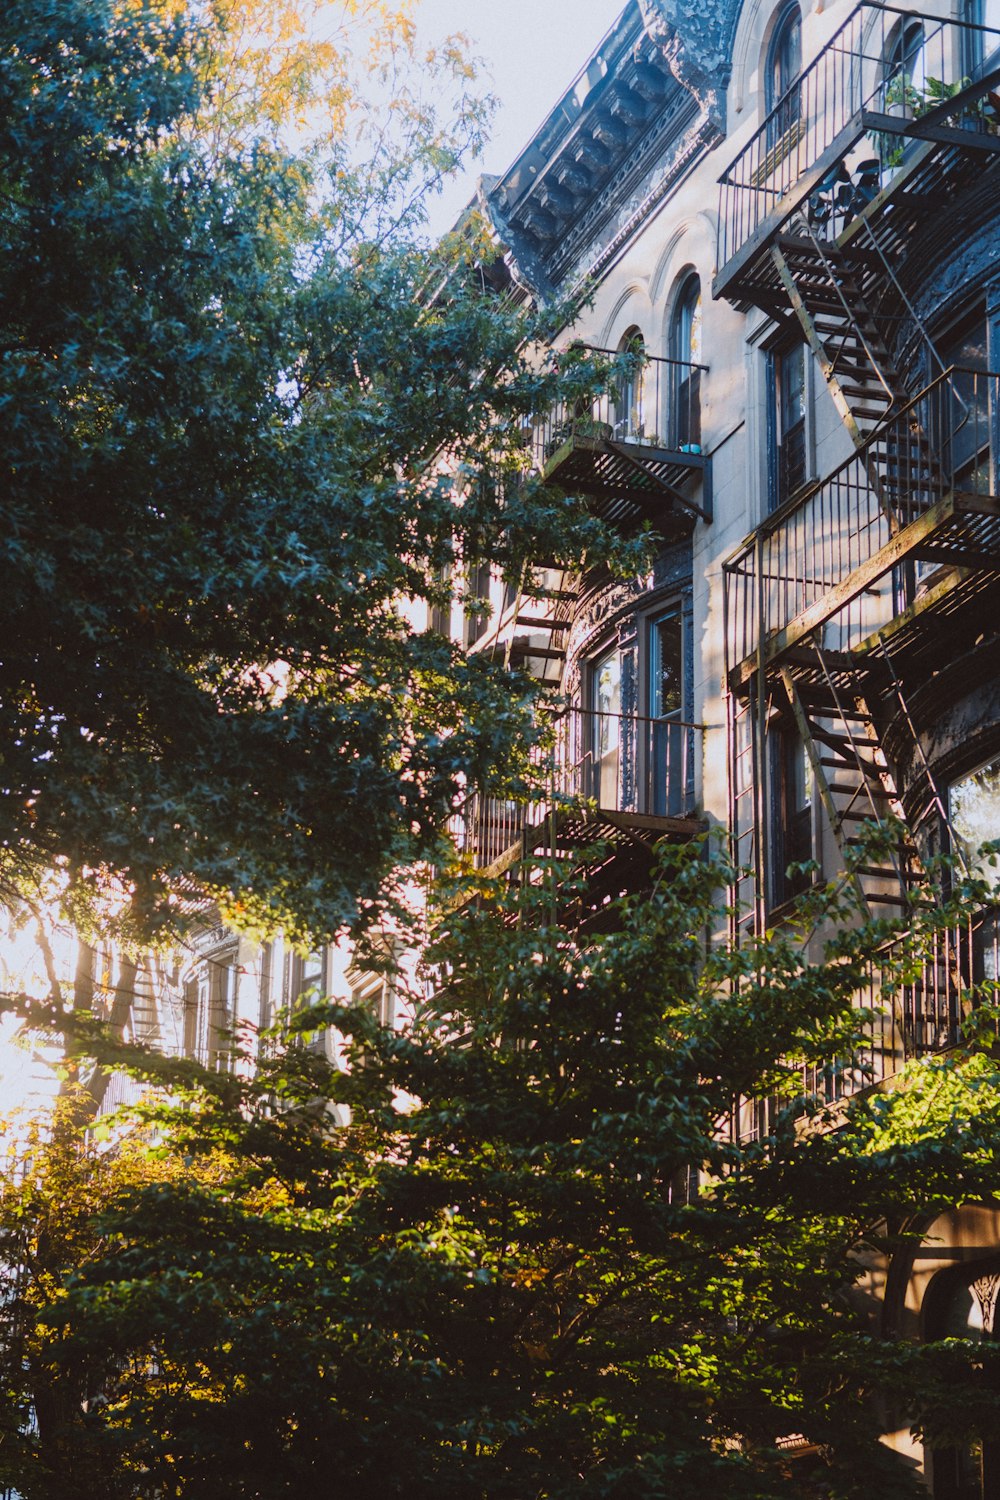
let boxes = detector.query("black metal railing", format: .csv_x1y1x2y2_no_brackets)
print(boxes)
450,708,702,870
733,905,999,1140
724,366,999,676
717,2,1000,279
531,348,707,473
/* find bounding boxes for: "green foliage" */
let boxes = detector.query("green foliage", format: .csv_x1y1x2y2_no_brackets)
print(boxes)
5,848,1000,1497
0,0,641,945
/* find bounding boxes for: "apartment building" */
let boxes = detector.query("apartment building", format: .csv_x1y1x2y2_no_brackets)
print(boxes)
438,2,1000,1493
74,2,1000,1489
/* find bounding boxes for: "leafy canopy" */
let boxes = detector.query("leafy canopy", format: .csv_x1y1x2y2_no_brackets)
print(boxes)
6,848,1000,1498
0,0,635,945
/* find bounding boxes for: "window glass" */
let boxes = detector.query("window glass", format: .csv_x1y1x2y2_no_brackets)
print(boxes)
465,560,491,645
965,0,1000,75
772,343,807,509
949,755,1000,883
770,725,812,904
882,19,926,110
651,611,683,719
766,2,802,144
650,611,686,816
768,4,801,112
591,648,621,808
934,311,991,492
670,278,702,450
614,329,645,441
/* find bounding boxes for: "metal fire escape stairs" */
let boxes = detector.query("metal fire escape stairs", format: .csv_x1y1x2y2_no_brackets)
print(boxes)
760,220,962,921
503,562,575,691
777,640,917,918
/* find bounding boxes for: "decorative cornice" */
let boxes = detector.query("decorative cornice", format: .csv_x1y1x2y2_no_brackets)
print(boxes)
479,0,735,303
638,0,735,132
561,109,718,293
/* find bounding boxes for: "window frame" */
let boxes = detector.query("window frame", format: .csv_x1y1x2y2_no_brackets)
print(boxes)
767,338,809,513
765,2,803,144
669,275,703,452
768,717,817,909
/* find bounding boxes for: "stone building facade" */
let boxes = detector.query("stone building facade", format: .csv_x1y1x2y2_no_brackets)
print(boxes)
440,2,1000,1493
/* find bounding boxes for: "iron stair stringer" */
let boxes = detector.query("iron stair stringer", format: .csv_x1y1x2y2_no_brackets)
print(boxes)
777,642,921,922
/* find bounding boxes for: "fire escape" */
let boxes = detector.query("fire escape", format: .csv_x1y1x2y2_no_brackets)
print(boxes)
452,346,711,914
716,2,1000,1075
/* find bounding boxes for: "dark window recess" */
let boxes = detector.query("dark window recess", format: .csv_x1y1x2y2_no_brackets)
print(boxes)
964,0,1000,77
670,276,702,451
931,310,990,491
650,608,687,817
772,343,807,510
614,329,646,441
429,563,452,637
465,561,491,646
770,725,813,906
927,1259,1000,1499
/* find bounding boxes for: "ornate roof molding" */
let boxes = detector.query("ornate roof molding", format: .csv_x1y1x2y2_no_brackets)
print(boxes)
479,0,732,300
637,0,736,134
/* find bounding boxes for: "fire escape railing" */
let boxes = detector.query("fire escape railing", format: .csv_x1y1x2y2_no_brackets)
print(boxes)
531,348,708,471
794,903,1000,1111
724,366,999,681
449,708,702,871
716,2,1000,286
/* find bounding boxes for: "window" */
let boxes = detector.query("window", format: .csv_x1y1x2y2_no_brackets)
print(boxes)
613,328,645,441
769,342,807,510
882,18,926,116
933,309,991,495
184,952,236,1070
590,646,622,809
770,722,813,906
949,753,1000,982
465,560,491,646
927,1260,1000,1498
964,0,1000,77
290,948,326,1008
285,947,328,1055
429,561,452,637
649,608,686,816
669,276,702,451
348,966,395,1028
766,3,802,141
950,753,1000,886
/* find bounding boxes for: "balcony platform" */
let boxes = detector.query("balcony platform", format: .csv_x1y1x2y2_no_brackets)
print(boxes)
714,1,1000,313
728,489,1000,693
541,431,711,540
473,805,705,882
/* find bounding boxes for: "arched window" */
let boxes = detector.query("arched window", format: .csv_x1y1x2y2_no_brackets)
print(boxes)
766,3,802,139
614,327,645,441
882,17,926,114
925,1260,1000,1497
669,274,702,450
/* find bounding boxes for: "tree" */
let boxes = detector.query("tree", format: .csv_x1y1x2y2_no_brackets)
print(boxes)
0,0,630,945
7,845,1000,1498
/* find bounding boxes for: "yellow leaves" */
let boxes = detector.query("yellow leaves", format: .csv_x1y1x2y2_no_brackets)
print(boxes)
188,0,420,155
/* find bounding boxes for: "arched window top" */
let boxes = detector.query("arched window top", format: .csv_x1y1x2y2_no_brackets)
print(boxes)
670,275,702,367
617,325,645,356
766,3,802,114
883,16,926,103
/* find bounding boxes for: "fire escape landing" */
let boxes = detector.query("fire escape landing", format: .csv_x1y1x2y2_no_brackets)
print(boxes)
716,2,1000,1079
531,348,712,543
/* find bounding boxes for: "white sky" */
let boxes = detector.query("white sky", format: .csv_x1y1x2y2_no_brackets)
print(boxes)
411,0,624,235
